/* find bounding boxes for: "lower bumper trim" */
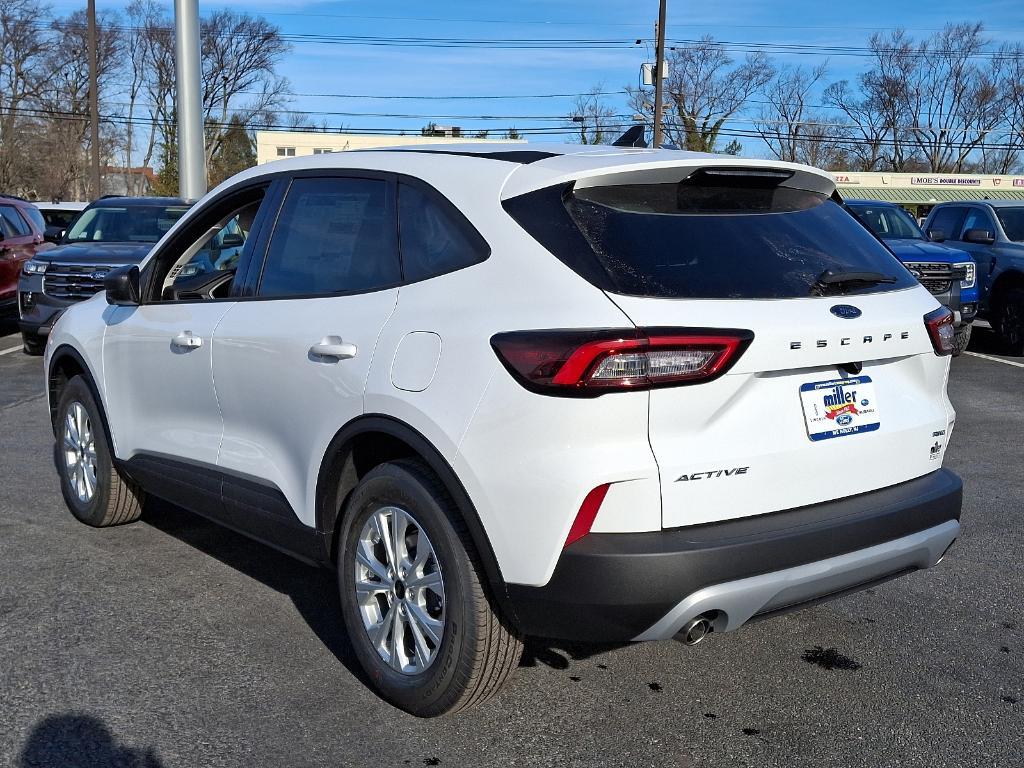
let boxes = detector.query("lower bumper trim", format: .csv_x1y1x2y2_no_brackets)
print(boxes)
633,519,959,641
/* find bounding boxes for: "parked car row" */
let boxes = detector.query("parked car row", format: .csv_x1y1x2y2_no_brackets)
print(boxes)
844,199,978,355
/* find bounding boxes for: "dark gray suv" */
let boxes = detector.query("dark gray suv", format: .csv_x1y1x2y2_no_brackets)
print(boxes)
18,197,189,354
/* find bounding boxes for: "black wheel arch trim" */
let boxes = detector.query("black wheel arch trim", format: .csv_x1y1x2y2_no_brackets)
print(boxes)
47,344,109,437
315,413,515,621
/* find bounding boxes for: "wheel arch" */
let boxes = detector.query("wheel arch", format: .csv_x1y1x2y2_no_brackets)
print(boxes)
990,268,1024,304
47,345,106,436
315,414,513,614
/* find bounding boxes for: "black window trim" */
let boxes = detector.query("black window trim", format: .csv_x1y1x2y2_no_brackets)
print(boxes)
141,166,494,306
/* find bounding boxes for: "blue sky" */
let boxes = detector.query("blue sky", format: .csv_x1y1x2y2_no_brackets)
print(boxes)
55,0,1024,152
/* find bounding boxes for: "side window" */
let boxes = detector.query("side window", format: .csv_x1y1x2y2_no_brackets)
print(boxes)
928,207,966,241
22,206,46,234
257,177,399,298
159,188,268,301
398,182,489,282
0,205,30,237
961,208,995,237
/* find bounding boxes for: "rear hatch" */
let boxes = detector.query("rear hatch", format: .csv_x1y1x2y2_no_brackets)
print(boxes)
504,161,955,528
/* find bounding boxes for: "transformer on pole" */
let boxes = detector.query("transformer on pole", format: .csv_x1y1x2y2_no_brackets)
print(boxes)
174,0,207,201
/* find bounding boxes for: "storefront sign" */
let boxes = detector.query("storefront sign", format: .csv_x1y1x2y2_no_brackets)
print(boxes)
1014,179,1024,187
910,177,982,186
834,174,859,184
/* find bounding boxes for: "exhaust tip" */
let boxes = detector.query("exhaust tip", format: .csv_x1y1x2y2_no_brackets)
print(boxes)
677,616,713,646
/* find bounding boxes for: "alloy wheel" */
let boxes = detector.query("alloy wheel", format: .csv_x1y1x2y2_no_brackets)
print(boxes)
62,401,98,503
354,506,446,674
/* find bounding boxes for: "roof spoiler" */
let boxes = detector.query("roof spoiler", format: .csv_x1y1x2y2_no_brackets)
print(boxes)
612,125,648,148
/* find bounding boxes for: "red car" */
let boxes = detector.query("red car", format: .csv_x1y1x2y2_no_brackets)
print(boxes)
1,195,53,314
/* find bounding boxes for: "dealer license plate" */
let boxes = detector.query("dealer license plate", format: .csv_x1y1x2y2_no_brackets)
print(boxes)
799,376,880,442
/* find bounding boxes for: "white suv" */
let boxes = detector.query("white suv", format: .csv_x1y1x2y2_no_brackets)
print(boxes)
44,145,963,716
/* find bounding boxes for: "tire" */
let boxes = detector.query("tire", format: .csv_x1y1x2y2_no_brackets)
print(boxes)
337,459,522,717
952,324,972,357
993,288,1024,356
22,333,45,356
55,376,145,527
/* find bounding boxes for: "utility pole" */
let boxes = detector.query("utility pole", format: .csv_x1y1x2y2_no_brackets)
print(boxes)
174,0,207,201
86,0,101,199
651,0,668,148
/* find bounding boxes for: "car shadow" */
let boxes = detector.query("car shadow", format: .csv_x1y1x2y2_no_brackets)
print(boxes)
0,314,19,338
140,499,628,682
139,498,371,688
18,712,165,767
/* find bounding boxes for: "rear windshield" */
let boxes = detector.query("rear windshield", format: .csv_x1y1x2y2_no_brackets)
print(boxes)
503,176,916,299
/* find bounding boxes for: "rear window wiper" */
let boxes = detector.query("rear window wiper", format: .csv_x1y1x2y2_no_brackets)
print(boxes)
811,269,897,296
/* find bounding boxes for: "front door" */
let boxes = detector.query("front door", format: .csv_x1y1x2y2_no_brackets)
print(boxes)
213,174,401,526
102,187,272,468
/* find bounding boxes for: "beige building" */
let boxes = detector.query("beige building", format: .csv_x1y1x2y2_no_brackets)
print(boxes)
833,171,1024,218
255,130,521,166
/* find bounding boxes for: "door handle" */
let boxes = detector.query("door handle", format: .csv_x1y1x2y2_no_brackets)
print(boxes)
171,330,203,350
310,336,358,360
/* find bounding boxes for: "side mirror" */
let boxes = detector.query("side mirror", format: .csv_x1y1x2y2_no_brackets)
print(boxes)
963,228,996,245
44,226,63,244
220,232,244,248
104,264,141,306
927,229,946,243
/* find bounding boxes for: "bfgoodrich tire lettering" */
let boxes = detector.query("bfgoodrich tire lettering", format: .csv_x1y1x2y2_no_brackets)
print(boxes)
55,376,145,527
337,459,521,717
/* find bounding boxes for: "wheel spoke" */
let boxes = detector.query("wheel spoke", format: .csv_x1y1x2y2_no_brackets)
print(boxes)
354,577,388,598
406,602,443,646
407,570,442,592
368,606,392,649
65,412,79,445
388,609,405,670
356,542,391,583
373,512,395,571
82,465,95,497
74,406,85,447
391,508,408,572
408,610,433,668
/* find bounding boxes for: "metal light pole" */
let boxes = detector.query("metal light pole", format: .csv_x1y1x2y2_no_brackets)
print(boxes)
651,0,668,148
174,0,207,201
86,0,101,199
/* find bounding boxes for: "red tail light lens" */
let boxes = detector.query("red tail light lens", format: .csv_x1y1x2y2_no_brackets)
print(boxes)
491,328,753,396
924,307,955,356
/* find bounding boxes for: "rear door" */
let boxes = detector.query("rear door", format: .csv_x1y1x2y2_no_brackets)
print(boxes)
516,168,954,528
212,173,401,526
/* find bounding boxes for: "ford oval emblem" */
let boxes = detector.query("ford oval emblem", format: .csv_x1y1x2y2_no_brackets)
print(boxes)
830,304,862,319
91,269,109,281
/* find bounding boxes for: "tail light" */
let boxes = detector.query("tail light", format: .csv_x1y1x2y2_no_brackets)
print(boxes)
924,307,955,356
491,327,753,396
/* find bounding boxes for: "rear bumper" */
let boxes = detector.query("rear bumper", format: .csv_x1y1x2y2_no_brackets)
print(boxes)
506,468,962,642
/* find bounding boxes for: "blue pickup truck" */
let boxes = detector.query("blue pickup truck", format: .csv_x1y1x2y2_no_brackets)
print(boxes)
923,201,1024,355
846,199,978,355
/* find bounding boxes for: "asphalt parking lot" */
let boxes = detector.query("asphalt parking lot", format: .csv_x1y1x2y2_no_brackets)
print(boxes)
0,316,1021,768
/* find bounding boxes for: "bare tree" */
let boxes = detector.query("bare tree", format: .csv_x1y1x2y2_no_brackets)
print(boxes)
904,23,1006,172
200,10,290,168
631,37,773,152
756,62,828,162
567,86,618,144
0,0,51,189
